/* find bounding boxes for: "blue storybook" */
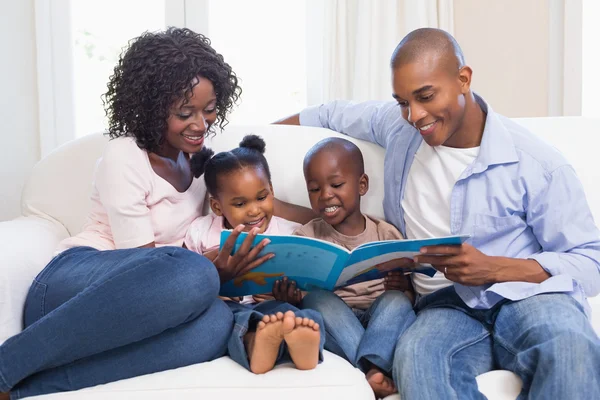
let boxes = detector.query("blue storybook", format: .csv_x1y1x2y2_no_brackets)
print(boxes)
218,232,471,297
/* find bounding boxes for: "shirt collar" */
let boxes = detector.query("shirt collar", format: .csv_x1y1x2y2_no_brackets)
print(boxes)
470,94,519,174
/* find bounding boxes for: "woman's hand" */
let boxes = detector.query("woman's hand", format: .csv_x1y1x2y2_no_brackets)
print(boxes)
272,277,303,306
209,225,274,283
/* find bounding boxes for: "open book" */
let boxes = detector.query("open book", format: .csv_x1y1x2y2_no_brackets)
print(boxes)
218,232,470,297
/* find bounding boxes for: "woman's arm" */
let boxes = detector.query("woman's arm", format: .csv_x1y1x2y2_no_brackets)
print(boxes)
274,198,316,225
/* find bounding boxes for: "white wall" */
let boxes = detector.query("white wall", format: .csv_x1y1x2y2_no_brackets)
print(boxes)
454,0,551,117
0,0,40,221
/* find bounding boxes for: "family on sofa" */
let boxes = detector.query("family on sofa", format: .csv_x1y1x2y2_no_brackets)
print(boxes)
1,26,599,400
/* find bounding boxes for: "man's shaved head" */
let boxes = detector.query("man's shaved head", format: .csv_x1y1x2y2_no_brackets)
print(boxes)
391,28,465,73
389,28,484,149
303,137,364,177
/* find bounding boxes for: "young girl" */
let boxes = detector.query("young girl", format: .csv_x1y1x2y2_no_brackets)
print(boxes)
185,135,324,374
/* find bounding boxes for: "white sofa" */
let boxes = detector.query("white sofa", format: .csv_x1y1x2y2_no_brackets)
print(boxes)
1,118,598,400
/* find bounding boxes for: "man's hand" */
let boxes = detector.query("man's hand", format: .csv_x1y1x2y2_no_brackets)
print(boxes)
415,243,551,286
414,243,497,286
272,277,303,306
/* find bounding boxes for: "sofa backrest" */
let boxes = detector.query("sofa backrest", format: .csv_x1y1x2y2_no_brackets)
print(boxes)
21,118,600,236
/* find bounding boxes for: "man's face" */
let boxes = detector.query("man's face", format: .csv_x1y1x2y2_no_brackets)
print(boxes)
392,54,468,147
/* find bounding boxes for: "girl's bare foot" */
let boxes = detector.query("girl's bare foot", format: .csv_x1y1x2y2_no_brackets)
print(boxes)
366,367,397,398
246,311,294,374
283,312,321,370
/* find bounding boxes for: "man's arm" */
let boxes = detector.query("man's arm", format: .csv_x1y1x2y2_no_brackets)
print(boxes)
273,101,408,148
417,165,600,295
526,165,600,296
273,198,316,225
273,114,300,125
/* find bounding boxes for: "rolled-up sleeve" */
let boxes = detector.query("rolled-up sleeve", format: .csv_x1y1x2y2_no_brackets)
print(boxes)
528,165,600,296
299,100,407,148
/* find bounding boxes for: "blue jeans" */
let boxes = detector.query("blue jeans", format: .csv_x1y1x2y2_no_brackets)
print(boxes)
0,246,233,399
301,289,416,373
394,286,600,400
227,300,325,370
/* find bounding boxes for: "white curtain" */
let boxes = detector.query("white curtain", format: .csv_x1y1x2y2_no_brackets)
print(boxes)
310,0,454,104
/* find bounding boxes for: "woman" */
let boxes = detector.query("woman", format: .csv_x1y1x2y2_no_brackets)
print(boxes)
0,27,302,399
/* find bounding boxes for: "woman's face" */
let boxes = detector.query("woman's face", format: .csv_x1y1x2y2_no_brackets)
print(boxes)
163,77,218,156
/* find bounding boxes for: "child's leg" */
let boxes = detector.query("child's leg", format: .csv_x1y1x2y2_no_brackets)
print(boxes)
283,308,324,370
357,291,416,397
356,291,416,372
227,300,324,374
226,300,284,373
301,289,364,364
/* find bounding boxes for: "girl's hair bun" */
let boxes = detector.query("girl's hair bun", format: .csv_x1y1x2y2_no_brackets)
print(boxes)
239,134,266,154
190,147,215,178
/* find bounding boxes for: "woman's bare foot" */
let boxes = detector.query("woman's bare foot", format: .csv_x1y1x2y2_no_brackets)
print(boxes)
246,311,294,374
283,312,321,370
366,367,397,398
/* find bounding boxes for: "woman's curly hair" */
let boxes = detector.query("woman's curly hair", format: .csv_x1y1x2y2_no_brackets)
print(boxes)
103,27,241,153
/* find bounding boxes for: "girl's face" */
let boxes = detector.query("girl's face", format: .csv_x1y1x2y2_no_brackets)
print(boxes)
209,167,275,233
162,76,218,157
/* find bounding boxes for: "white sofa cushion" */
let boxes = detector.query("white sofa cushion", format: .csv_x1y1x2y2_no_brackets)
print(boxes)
26,352,375,400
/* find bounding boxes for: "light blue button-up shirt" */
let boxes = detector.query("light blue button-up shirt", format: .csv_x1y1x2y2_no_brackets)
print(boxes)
300,95,600,314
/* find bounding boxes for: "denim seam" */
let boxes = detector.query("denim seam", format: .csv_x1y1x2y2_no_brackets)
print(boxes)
0,366,9,393
492,333,535,377
448,331,491,400
35,281,48,320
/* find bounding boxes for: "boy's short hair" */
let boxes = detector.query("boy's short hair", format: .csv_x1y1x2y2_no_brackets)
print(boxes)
303,137,365,176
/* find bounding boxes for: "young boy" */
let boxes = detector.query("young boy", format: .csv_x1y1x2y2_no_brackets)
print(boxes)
276,137,416,398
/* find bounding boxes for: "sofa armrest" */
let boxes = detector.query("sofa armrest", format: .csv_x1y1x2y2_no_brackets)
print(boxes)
0,216,69,344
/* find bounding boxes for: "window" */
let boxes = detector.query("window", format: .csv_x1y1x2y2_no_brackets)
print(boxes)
205,0,308,125
71,0,167,138
37,0,312,154
582,0,600,118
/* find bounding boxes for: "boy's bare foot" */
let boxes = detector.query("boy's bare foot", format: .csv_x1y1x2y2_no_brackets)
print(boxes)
366,367,397,398
284,312,321,370
247,311,293,374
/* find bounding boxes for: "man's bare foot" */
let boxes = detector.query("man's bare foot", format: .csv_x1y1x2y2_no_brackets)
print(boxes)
283,312,321,370
366,367,397,398
0,392,9,400
246,311,294,374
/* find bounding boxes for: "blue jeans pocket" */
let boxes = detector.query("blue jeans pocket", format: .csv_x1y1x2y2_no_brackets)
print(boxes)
23,280,48,328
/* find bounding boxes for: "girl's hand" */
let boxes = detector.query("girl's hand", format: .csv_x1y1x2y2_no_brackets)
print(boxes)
211,225,273,283
272,277,303,306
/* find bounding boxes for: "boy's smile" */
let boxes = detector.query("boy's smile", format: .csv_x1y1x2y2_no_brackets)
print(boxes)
304,144,368,236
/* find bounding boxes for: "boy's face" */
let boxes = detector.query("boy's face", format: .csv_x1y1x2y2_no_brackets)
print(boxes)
392,53,471,147
304,149,368,230
209,167,274,234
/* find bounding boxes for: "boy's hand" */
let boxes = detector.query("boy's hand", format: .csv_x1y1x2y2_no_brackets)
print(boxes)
375,257,415,273
384,271,412,292
272,277,303,306
384,271,415,304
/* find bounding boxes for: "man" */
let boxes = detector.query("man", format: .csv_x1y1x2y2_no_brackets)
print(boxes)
277,28,600,399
